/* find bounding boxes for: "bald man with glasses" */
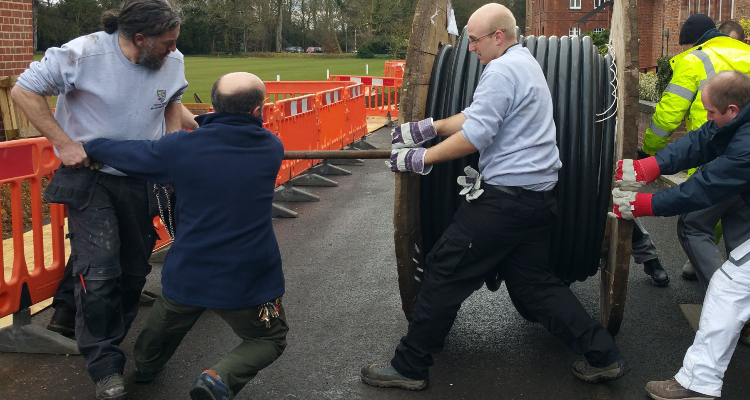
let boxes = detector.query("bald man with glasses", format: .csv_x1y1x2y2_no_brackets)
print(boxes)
360,3,628,391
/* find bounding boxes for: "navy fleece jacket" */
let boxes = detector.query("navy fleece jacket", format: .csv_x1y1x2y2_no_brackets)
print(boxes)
653,100,750,217
84,113,285,309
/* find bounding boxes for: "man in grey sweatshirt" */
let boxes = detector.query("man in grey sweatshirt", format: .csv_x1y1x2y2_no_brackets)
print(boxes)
361,3,628,390
12,1,188,399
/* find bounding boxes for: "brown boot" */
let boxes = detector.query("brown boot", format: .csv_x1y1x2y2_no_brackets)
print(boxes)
571,358,630,383
645,378,714,400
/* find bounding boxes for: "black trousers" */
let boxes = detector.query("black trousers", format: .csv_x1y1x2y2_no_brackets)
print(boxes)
53,172,157,382
390,187,622,380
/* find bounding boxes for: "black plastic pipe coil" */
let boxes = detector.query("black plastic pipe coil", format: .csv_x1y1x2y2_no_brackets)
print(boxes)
421,28,616,283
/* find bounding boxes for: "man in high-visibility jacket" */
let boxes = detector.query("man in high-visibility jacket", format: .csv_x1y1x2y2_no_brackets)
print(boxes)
640,14,750,322
642,15,750,154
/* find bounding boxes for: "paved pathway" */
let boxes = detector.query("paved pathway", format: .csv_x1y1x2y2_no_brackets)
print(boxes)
1,127,748,399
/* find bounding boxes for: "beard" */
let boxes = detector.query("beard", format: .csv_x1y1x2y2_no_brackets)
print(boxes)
137,38,169,70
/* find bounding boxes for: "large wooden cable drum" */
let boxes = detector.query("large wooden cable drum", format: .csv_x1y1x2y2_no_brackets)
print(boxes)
394,0,637,335
418,28,616,279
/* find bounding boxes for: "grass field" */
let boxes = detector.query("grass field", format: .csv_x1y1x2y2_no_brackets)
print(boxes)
33,54,387,105
184,57,386,103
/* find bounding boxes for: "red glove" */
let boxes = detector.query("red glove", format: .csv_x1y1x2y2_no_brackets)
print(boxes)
609,189,654,220
614,157,661,190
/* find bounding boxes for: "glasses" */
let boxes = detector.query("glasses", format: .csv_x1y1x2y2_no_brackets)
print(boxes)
468,29,506,45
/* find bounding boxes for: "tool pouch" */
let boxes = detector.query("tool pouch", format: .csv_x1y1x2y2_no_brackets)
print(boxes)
43,165,99,210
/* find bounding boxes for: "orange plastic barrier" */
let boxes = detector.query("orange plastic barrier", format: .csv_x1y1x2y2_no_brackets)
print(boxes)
0,82,368,322
316,87,347,150
183,81,367,186
384,60,405,78
0,138,66,319
269,94,319,185
153,217,172,252
265,81,356,103
328,75,401,118
346,85,367,143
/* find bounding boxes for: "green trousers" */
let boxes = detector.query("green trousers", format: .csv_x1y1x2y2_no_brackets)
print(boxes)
133,294,288,399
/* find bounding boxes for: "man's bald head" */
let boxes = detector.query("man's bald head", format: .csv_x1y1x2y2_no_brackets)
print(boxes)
211,72,267,116
466,3,517,64
701,70,750,127
468,3,516,44
705,70,750,113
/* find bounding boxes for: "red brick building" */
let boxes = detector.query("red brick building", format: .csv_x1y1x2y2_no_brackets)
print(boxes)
528,0,750,69
526,0,612,38
0,0,33,77
639,0,750,69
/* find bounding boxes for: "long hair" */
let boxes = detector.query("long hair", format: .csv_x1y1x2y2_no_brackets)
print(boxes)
101,0,181,40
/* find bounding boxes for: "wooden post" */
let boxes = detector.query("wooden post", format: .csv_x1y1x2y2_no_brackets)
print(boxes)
600,0,639,336
393,0,455,318
0,76,43,141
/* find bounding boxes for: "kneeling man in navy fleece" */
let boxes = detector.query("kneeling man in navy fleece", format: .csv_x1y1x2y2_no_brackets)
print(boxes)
84,72,287,400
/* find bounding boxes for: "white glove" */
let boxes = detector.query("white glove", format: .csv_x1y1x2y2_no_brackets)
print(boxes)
391,118,438,149
387,147,433,175
457,166,484,201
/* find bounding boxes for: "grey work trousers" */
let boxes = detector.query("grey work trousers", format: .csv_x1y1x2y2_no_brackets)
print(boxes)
69,174,157,382
631,218,658,264
677,195,750,292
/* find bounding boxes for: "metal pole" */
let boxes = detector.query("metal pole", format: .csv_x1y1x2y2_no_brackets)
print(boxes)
284,150,391,159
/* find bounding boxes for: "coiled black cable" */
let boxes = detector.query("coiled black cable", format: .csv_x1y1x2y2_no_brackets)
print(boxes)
420,27,616,282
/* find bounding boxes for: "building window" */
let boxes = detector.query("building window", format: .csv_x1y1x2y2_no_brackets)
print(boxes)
594,0,604,6
593,28,604,34
570,0,581,9
569,27,580,36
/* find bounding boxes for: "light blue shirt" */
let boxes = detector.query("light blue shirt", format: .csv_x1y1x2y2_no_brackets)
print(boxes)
17,31,188,175
461,45,561,190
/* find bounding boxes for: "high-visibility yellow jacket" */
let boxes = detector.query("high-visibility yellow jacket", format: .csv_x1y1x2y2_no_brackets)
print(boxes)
642,36,750,156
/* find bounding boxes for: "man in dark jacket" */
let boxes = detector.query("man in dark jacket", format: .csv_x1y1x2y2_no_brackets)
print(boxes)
610,70,750,400
83,72,287,400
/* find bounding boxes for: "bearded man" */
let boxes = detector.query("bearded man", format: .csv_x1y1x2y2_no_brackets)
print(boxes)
12,1,188,399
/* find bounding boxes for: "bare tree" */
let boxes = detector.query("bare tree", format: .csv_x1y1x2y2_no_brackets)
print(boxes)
276,0,283,52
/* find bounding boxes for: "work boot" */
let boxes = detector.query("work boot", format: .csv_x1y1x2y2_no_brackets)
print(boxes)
644,258,670,287
645,378,714,399
571,358,631,383
189,370,230,400
47,306,76,337
360,362,428,390
681,260,697,280
95,373,127,400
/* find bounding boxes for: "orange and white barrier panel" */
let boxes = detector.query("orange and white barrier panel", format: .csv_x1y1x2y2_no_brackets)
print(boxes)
346,85,367,143
0,81,370,330
269,94,319,186
0,138,66,321
384,60,405,78
328,75,402,118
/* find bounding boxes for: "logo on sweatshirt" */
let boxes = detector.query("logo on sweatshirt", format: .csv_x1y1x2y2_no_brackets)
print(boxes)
151,90,168,110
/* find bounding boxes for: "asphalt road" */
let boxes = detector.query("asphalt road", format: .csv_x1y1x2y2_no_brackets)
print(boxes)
1,127,748,400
